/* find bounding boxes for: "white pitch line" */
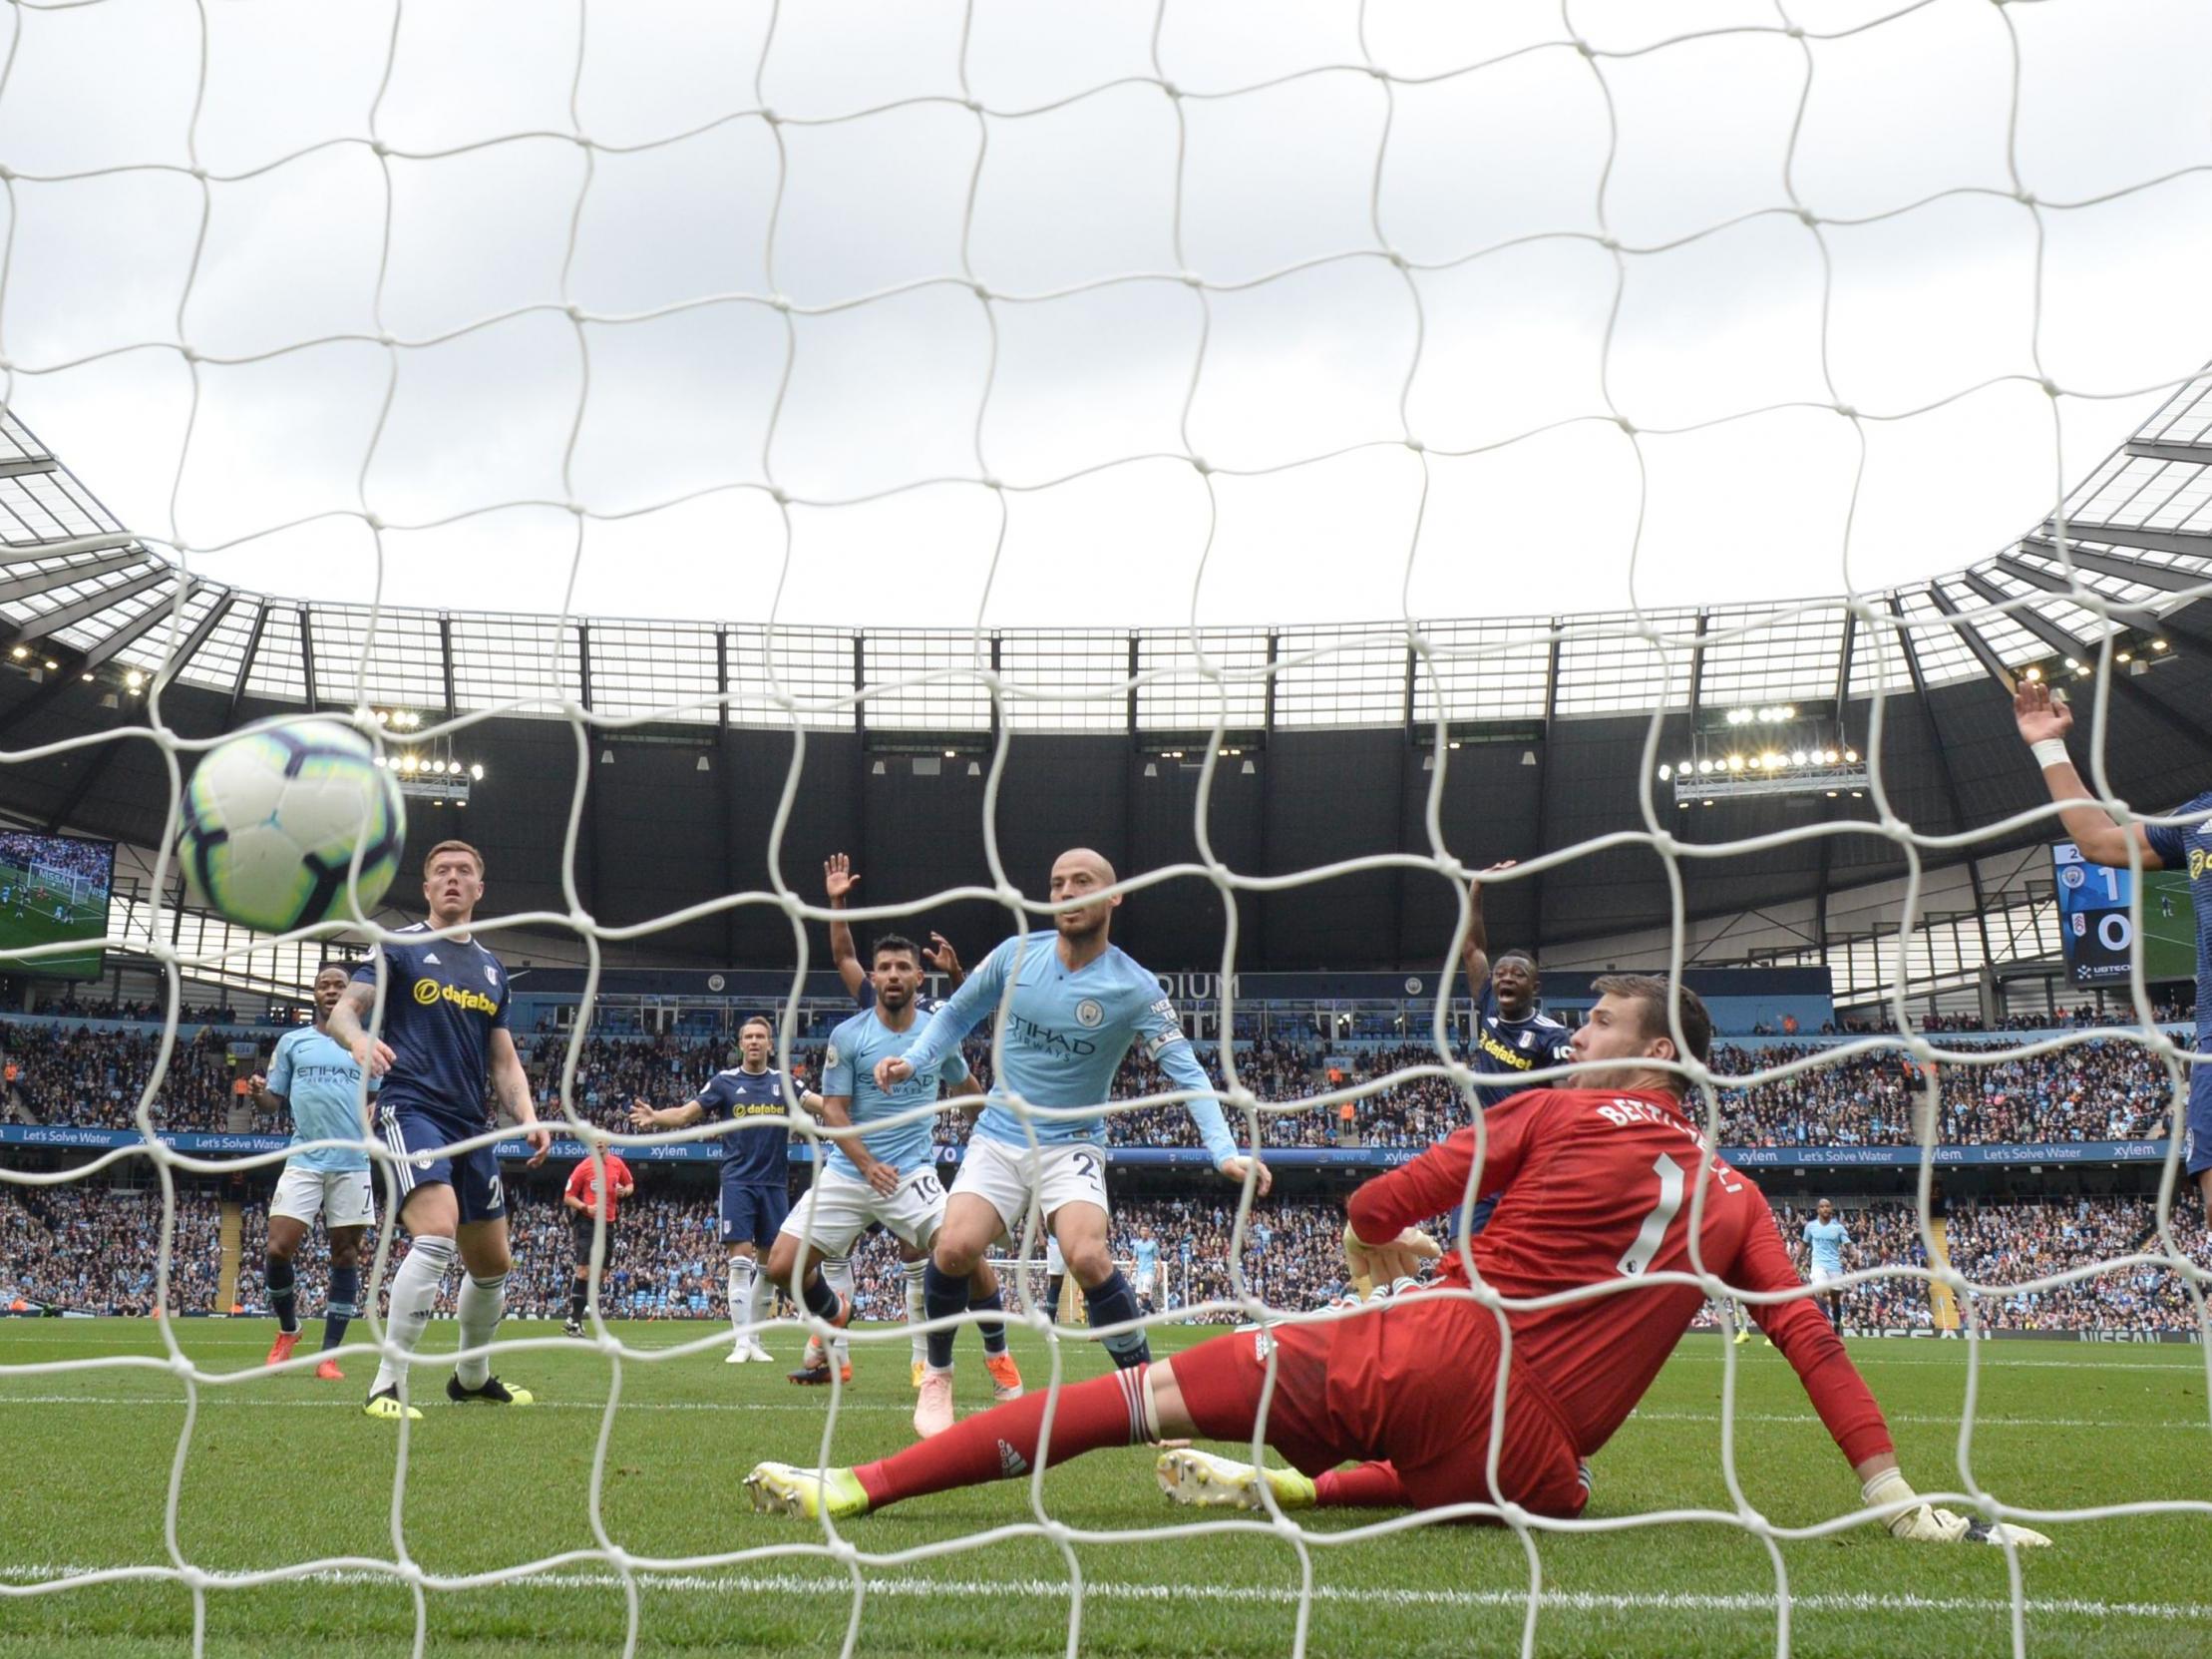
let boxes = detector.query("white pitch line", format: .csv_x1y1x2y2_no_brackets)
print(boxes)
1675,1350,2208,1374
1,1563,2208,1624
1630,1408,2208,1433
0,1394,916,1414
0,1396,2203,1432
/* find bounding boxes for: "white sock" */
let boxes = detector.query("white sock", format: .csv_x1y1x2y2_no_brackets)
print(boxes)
372,1235,456,1395
734,1256,760,1336
454,1270,507,1390
743,1256,769,1336
824,1257,856,1363
905,1259,928,1362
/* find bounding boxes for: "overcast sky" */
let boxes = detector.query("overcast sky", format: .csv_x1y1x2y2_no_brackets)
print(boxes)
2,0,2208,630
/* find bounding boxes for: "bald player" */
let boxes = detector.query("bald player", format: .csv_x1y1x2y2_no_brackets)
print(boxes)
875,848,1270,1438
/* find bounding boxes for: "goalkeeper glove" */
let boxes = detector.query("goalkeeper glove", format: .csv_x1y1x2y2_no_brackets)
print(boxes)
1862,1469,2053,1548
1342,1222,1440,1287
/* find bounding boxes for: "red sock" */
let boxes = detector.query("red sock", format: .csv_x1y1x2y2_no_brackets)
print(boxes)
854,1366,1150,1511
1314,1460,1412,1508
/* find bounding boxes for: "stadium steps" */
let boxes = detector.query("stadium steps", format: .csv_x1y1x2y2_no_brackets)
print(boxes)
216,1202,242,1312
1926,1218,1961,1332
0,1079,37,1124
6,1183,55,1240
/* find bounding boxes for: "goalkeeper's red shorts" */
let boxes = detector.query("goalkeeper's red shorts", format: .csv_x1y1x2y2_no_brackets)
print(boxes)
1167,1291,1590,1519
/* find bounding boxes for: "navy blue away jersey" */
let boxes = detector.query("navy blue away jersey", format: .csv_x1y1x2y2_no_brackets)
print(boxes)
696,1065,791,1183
351,925,509,1132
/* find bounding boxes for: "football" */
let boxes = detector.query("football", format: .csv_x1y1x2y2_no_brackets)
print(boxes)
178,720,406,932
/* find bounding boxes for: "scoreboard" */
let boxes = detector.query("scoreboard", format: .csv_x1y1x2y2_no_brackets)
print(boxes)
2051,841,2197,986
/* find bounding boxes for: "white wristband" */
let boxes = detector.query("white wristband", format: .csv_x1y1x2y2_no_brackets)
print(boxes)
1862,1467,1915,1510
2028,738,2069,770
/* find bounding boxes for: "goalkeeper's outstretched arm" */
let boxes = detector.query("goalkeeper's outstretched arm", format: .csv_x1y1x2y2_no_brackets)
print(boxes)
1736,1203,2051,1547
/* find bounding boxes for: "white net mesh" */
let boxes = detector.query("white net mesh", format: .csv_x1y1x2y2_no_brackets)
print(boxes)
3,2,2212,1655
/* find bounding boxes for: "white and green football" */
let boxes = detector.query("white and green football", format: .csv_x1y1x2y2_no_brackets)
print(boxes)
178,720,406,932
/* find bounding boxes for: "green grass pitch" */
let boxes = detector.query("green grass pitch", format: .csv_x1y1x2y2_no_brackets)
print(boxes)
0,857,109,980
1,1320,2207,1657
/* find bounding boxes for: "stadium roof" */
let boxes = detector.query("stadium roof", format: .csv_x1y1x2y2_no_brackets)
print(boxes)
3,382,2211,730
5,382,2212,975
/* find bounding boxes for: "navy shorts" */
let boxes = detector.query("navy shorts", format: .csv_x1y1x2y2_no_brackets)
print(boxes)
720,1168,788,1248
378,1106,506,1224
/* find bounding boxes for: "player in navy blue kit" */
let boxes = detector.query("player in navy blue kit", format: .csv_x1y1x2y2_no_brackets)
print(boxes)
326,840,551,1421
2017,679,2212,1216
819,852,1018,1391
631,1016,792,1363
1454,859,1575,1239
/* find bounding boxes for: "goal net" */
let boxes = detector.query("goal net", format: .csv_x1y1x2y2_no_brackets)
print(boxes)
3,2,2211,1656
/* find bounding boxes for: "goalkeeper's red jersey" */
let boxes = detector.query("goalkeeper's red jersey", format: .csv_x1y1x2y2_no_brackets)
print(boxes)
1345,1086,1892,1467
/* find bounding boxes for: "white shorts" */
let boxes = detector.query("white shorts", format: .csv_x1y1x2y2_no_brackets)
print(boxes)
952,1137,1109,1240
1810,1265,1841,1290
269,1163,376,1230
777,1163,946,1258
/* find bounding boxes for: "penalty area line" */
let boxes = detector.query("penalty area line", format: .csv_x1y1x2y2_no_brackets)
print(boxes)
1,1563,2208,1623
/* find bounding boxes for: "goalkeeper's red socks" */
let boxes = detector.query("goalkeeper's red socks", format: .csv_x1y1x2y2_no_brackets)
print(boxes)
853,1365,1151,1510
1313,1461,1412,1507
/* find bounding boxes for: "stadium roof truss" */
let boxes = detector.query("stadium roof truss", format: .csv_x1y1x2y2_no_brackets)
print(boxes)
4,381,2212,736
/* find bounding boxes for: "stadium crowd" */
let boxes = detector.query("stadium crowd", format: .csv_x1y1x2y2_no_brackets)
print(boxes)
1,1180,223,1315
1,1015,2195,1154
9,1175,2203,1337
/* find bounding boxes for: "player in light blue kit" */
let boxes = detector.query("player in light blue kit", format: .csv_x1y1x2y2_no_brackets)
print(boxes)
763,933,1024,1401
810,852,1016,1391
2017,678,2212,1219
879,847,1271,1438
1801,1199,1851,1330
1132,1227,1161,1314
251,961,376,1380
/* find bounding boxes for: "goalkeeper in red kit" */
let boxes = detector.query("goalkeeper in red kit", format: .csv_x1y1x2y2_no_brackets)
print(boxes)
745,975,2049,1547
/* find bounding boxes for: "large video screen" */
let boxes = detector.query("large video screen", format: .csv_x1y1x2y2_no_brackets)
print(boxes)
0,831,115,980
2052,841,2196,988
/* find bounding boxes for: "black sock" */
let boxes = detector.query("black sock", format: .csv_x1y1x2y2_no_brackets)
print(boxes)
1046,1274,1065,1317
923,1260,969,1371
567,1278,587,1322
1082,1270,1150,1369
802,1268,843,1322
323,1266,359,1351
972,1288,1008,1356
265,1253,298,1334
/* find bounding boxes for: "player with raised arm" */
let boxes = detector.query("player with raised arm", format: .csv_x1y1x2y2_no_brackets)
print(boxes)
1455,860,1576,1240
813,852,1019,1393
764,933,1027,1402
561,1149,634,1338
747,977,2049,1551
326,841,551,1420
2015,679,2212,1215
251,962,375,1381
873,847,1270,1439
1802,1198,1851,1331
629,1016,789,1363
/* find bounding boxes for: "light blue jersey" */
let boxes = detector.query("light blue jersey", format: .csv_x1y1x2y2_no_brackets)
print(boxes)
267,1026,373,1173
820,1006,970,1181
897,930,1242,1168
1803,1217,1849,1276
1133,1236,1160,1279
